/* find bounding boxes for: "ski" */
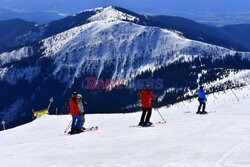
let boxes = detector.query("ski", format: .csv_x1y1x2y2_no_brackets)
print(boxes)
60,126,98,136
207,111,216,113
198,111,216,115
154,121,167,124
129,125,155,128
129,121,167,127
79,126,98,133
195,111,216,115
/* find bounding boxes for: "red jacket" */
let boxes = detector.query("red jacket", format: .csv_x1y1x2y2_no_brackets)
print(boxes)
138,89,156,108
69,97,80,115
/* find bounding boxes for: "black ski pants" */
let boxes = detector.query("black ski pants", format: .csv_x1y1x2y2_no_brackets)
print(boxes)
198,101,206,112
140,107,152,123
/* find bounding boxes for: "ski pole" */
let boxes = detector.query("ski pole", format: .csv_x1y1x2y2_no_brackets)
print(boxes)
231,89,239,101
124,105,136,113
1,120,5,130
152,103,165,121
48,97,54,110
64,120,72,133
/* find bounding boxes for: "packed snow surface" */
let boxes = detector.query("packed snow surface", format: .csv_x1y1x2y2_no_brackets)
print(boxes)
0,86,250,167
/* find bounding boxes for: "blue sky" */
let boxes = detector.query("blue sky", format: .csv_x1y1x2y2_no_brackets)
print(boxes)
0,0,250,14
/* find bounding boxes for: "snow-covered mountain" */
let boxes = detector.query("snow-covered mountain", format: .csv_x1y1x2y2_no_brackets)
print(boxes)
0,86,249,166
0,6,250,129
3,6,250,53
6,6,158,52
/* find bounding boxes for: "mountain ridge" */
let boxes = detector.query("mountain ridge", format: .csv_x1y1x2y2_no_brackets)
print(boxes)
1,6,250,53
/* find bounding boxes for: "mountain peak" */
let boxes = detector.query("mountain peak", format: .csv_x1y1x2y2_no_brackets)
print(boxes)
77,6,140,23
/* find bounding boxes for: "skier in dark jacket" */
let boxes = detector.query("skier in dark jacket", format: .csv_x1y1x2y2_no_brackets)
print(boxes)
138,85,156,126
69,92,82,134
197,86,207,114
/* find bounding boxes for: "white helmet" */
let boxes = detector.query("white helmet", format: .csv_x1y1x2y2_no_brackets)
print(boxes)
77,94,82,99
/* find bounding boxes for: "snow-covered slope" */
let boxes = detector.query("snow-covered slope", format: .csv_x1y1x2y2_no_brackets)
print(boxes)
1,20,249,86
42,21,247,84
0,86,249,167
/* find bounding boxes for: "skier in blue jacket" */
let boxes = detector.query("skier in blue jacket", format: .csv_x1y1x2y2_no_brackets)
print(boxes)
197,86,207,114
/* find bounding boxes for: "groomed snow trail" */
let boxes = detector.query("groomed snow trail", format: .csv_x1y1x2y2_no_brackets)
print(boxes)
0,86,250,167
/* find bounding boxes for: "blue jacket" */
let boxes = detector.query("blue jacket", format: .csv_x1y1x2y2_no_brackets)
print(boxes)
198,89,206,103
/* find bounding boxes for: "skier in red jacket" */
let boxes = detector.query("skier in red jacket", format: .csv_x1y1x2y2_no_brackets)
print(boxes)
138,85,156,126
69,92,82,134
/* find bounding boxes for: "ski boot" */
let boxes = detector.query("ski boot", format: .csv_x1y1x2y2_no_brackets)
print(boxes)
201,111,207,114
75,129,84,133
138,122,144,126
68,129,77,134
144,122,153,126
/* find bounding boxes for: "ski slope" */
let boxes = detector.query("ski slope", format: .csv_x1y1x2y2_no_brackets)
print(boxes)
0,86,250,167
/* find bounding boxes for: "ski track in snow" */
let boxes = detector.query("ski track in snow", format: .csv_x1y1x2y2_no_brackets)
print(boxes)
215,140,249,167
0,86,250,167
